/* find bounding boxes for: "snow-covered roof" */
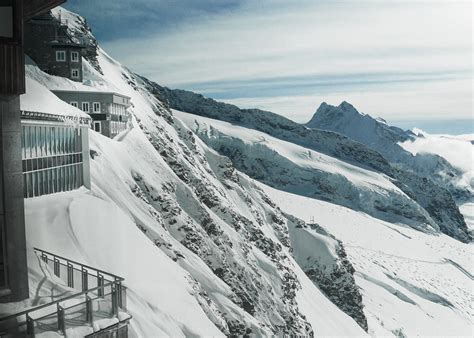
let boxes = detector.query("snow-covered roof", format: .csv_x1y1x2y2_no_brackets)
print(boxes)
20,77,90,123
51,88,131,99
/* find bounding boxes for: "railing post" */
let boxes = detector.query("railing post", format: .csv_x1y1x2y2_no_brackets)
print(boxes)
67,262,74,288
82,267,88,292
41,252,48,264
115,278,122,308
26,314,35,337
97,272,104,297
111,283,118,316
54,257,60,277
86,294,93,326
57,304,65,335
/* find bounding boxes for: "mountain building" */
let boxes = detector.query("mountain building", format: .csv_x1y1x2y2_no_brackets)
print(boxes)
52,90,131,138
24,11,85,82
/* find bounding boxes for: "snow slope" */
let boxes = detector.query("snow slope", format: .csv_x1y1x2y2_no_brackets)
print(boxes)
259,183,474,337
16,6,471,337
175,109,441,234
306,101,468,197
400,131,474,232
20,76,89,120
19,8,367,336
154,85,470,242
305,101,471,241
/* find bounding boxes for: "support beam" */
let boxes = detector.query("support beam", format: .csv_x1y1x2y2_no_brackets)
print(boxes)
0,95,28,302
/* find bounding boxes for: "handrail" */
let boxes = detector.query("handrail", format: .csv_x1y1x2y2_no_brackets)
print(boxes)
34,248,124,282
84,314,133,338
20,110,91,126
0,249,129,337
0,280,115,322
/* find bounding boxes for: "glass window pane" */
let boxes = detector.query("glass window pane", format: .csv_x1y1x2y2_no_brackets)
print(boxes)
28,173,33,197
23,174,27,198
33,172,37,197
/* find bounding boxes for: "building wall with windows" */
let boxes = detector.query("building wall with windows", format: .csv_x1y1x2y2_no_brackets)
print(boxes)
20,112,91,198
51,90,132,138
24,13,84,82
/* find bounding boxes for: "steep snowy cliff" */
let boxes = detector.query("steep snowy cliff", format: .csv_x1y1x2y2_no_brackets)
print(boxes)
19,7,473,337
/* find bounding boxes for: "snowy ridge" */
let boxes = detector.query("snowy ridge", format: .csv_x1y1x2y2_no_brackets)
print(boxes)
306,101,469,199
19,7,472,337
307,101,472,241
175,109,442,235
152,85,471,242
21,16,366,336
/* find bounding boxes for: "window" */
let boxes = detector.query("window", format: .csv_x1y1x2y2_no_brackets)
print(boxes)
93,102,101,113
70,101,78,108
82,102,90,112
71,51,79,62
56,50,66,62
71,69,80,79
94,121,101,133
21,124,85,198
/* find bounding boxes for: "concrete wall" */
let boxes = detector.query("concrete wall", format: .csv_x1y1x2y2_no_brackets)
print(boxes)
0,96,29,302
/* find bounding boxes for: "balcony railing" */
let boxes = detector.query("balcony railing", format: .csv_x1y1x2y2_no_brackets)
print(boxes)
0,248,131,337
21,110,91,126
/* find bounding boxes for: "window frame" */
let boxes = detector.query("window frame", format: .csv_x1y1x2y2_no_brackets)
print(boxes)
70,101,78,108
93,102,101,113
71,69,80,79
82,102,90,113
56,50,66,62
71,51,79,62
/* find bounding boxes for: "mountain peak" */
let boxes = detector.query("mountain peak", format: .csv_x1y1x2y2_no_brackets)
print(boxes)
306,101,361,129
338,101,359,114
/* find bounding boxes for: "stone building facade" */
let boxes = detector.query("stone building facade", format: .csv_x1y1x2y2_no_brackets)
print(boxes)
24,13,85,82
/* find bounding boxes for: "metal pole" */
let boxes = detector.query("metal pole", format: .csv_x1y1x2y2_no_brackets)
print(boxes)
57,304,65,334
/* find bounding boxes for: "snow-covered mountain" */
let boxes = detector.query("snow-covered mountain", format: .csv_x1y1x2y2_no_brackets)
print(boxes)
153,87,471,243
306,102,471,201
19,7,473,337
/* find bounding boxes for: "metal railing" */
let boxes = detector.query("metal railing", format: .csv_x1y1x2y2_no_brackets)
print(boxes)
21,110,92,126
85,316,131,338
0,249,129,337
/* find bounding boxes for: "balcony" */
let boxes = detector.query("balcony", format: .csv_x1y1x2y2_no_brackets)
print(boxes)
0,248,131,337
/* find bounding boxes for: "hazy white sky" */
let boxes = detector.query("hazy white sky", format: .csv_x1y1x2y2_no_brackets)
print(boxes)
71,0,473,125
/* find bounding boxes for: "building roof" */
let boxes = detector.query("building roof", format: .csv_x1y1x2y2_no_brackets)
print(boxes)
51,88,131,100
20,77,90,122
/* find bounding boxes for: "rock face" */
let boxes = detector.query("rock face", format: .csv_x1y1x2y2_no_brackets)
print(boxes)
152,87,392,175
286,216,368,331
392,169,470,242
153,87,470,242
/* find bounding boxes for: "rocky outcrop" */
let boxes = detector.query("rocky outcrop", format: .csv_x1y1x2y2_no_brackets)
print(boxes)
286,216,368,331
